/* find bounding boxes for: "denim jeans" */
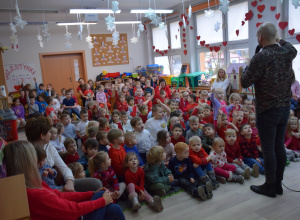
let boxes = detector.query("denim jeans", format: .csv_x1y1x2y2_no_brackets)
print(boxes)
290,98,298,111
256,106,289,183
243,157,265,174
83,191,125,220
66,108,81,118
194,163,213,177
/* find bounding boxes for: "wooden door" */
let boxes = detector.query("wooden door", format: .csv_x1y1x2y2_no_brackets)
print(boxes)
40,51,87,95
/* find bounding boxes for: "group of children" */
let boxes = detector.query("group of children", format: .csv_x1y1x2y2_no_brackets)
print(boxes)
11,72,300,212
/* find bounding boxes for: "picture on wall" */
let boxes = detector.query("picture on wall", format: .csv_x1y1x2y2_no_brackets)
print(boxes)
91,33,129,67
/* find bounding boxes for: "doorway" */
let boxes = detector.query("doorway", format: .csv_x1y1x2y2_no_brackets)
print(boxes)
39,51,88,95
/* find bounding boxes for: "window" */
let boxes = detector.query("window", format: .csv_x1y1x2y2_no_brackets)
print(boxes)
199,51,225,75
170,21,181,49
154,55,182,76
152,26,168,50
170,55,182,76
228,1,248,41
196,10,223,44
229,49,249,64
289,0,300,33
293,44,300,82
155,56,170,75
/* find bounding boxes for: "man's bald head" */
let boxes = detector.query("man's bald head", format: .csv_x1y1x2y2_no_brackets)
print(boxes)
257,22,277,42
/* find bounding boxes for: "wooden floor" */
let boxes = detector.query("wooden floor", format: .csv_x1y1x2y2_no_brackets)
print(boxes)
17,129,300,220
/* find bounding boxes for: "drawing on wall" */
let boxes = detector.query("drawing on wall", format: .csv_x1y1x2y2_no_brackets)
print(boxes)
91,33,129,67
4,63,36,92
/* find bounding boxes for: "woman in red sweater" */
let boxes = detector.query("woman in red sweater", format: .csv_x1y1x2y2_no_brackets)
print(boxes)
154,78,172,100
2,140,125,220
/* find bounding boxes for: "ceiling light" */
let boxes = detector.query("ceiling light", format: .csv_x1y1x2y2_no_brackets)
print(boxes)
0,8,59,13
56,22,97,26
130,9,173,14
70,9,121,14
114,21,141,24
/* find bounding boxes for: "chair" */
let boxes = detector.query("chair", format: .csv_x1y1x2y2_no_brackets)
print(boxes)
171,77,185,89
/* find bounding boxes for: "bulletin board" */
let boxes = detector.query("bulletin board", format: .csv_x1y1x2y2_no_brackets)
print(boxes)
91,33,129,67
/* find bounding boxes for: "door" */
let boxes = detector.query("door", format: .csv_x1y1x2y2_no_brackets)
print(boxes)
40,51,87,95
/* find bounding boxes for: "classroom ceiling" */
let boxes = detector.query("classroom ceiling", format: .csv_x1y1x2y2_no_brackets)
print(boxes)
0,0,207,24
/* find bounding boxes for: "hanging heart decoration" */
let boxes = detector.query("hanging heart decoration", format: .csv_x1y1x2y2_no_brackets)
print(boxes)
245,10,254,21
275,13,281,20
214,46,220,53
278,21,288,30
179,21,183,27
256,22,263,28
251,1,257,7
296,35,300,43
153,46,155,50
183,33,186,38
257,5,265,13
236,29,239,36
155,49,159,53
200,40,205,46
288,29,295,36
183,28,186,32
190,26,193,30
270,6,276,11
257,14,263,19
222,41,227,46
242,21,245,26
205,44,210,48
183,50,187,55
184,44,187,48
183,39,186,42
196,36,201,40
209,47,213,52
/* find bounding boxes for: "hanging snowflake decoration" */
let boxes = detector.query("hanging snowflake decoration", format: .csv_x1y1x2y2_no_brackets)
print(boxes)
65,41,72,49
219,0,230,14
37,34,42,41
159,22,165,29
10,34,19,51
78,24,83,41
214,21,221,32
39,41,44,48
112,30,119,46
9,22,17,34
151,15,162,26
86,36,92,43
41,24,51,42
292,0,300,9
111,1,119,13
13,0,27,29
88,42,94,49
138,23,145,32
205,9,214,19
105,14,116,31
65,32,72,41
145,8,156,20
137,30,141,38
188,5,192,18
130,37,139,44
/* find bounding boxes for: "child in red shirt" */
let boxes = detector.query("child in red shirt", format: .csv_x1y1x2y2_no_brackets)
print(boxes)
153,89,166,105
217,112,238,142
241,105,252,125
83,83,94,106
202,104,214,124
124,152,163,212
179,91,189,114
116,93,128,112
127,96,137,117
64,138,79,165
108,129,127,181
198,90,211,106
187,93,198,113
45,96,57,123
170,124,185,145
138,104,149,123
134,88,145,105
99,117,110,132
191,105,207,126
145,91,154,111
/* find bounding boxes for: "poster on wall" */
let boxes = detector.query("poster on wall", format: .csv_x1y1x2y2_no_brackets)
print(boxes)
91,33,129,67
4,63,36,92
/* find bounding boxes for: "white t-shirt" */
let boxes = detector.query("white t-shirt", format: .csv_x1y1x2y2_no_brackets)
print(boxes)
50,136,66,152
53,98,61,111
212,78,230,92
134,129,152,154
122,119,133,133
76,120,89,136
144,113,169,145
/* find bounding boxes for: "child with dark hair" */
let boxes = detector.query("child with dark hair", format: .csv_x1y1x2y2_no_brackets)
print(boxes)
34,77,48,97
64,138,79,165
12,97,26,128
157,130,176,166
187,93,198,113
110,110,123,131
201,123,218,155
127,95,137,117
96,131,110,153
170,124,185,146
99,117,110,132
62,90,81,118
37,94,48,115
77,138,99,172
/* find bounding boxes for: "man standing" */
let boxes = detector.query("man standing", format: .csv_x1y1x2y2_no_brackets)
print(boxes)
241,23,297,197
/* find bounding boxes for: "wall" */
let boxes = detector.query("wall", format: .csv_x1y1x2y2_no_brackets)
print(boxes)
0,21,148,85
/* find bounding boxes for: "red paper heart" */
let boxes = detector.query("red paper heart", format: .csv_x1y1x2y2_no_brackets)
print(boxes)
256,22,263,28
183,28,186,32
183,50,187,55
278,21,288,30
205,44,210,48
183,33,186,38
184,44,187,48
196,36,201,40
251,0,257,7
242,21,245,26
257,14,263,19
164,50,168,54
179,21,183,27
270,6,276,11
222,41,227,46
275,13,280,20
168,46,170,49
187,20,189,26
183,39,186,42
155,49,159,53
144,25,146,30
296,34,300,43
236,29,239,36
245,10,253,21
257,5,265,13
200,41,205,46
190,26,193,30
161,53,164,56
214,46,220,53
209,47,213,52
288,29,295,36
153,46,155,50
14,85,21,91
175,35,177,39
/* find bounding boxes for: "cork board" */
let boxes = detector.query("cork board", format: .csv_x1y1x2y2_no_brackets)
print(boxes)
91,33,129,67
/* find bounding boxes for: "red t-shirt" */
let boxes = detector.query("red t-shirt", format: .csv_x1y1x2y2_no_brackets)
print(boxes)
109,146,127,177
225,141,243,163
204,115,214,124
134,96,145,105
124,167,145,192
45,106,56,117
217,125,232,142
170,135,186,146
64,153,79,165
199,99,211,106
187,103,198,113
139,113,149,124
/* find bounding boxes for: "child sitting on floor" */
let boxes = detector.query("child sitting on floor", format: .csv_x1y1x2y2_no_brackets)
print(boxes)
77,138,99,172
120,110,133,133
123,132,144,166
49,126,65,153
61,114,77,139
11,98,26,128
124,152,163,212
156,130,176,167
169,142,213,201
202,104,214,124
96,131,110,153
68,162,86,179
201,123,218,155
110,110,123,130
217,112,238,141
170,124,185,146
64,138,79,165
185,116,204,144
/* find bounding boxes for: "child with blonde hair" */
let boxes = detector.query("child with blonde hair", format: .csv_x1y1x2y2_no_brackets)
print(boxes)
241,105,252,124
198,90,211,106
217,112,239,142
156,130,176,166
86,120,99,139
228,93,242,120
63,138,79,165
123,132,144,166
285,116,300,151
49,126,66,153
68,162,86,179
169,142,213,200
232,111,244,132
124,152,163,212
144,146,176,196
89,151,126,200
248,113,258,138
210,137,244,184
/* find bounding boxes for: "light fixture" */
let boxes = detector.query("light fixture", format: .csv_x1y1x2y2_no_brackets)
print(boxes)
69,9,121,14
130,9,173,14
114,21,141,24
56,22,97,26
0,8,59,13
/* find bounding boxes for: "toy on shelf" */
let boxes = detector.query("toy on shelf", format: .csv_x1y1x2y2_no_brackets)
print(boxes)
136,66,146,76
146,64,164,75
122,72,132,78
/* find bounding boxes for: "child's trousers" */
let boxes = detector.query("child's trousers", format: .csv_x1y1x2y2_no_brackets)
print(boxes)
149,182,171,192
194,163,213,177
243,157,265,174
214,163,236,179
127,183,152,202
177,177,204,196
229,159,252,175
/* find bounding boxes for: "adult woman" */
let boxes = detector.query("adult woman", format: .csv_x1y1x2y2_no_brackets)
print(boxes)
2,140,125,220
25,116,102,192
211,68,230,92
154,78,172,99
77,78,87,106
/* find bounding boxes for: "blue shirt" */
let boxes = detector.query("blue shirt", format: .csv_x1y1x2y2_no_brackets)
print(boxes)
63,123,76,138
35,82,49,97
169,156,195,180
63,97,76,107
38,101,48,113
124,144,144,166
39,164,62,189
99,144,109,153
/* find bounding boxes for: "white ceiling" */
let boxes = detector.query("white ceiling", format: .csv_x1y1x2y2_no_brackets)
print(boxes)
0,0,206,23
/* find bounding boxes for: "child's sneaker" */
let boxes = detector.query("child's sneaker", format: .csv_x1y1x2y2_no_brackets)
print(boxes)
216,175,226,184
129,194,141,212
293,158,300,162
232,174,244,184
197,186,208,201
251,164,259,177
155,189,166,197
242,167,251,179
150,195,163,212
204,182,213,199
207,171,220,189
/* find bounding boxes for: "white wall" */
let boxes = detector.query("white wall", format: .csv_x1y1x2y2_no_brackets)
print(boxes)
0,21,148,85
